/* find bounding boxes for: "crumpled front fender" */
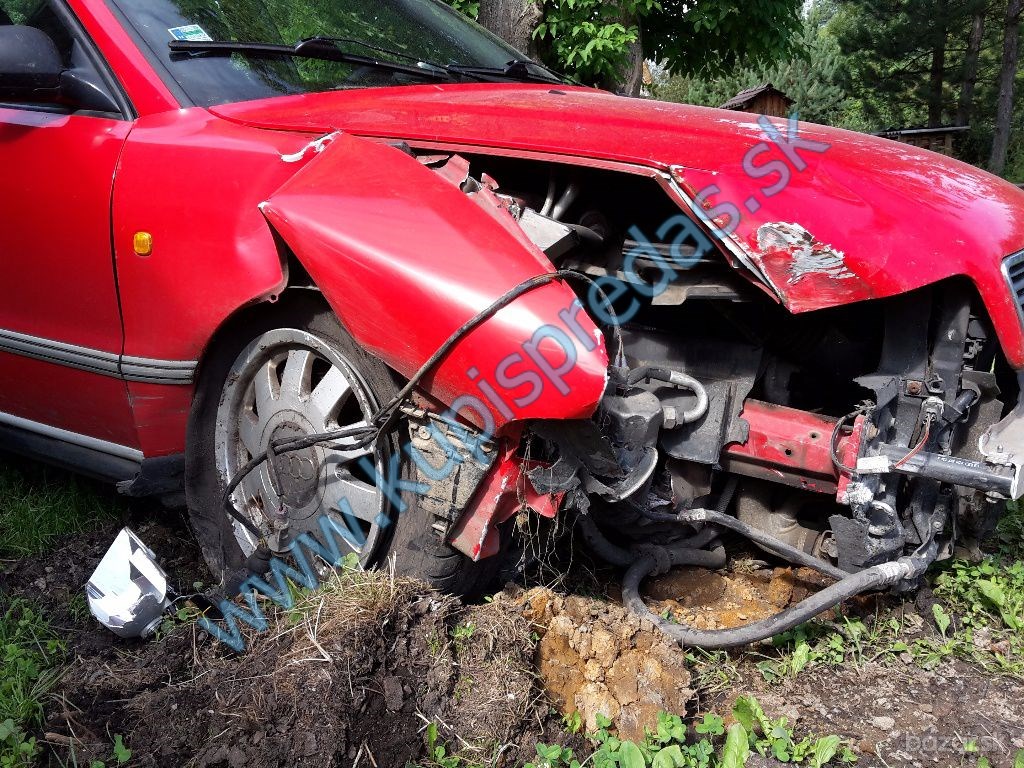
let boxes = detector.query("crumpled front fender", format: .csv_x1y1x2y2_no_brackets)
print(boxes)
260,133,609,431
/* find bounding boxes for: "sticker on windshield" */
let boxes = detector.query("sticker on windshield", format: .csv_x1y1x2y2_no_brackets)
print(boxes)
168,24,213,42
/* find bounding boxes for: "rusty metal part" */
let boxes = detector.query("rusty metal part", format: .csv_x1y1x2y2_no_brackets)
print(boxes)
721,400,863,495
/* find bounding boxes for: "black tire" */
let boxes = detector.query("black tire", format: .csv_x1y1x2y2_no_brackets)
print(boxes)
185,295,502,597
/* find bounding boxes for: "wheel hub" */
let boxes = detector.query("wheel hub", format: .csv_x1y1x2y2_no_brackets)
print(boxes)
214,327,390,565
268,422,321,510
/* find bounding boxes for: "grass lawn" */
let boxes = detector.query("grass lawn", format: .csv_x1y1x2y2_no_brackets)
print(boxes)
0,457,124,559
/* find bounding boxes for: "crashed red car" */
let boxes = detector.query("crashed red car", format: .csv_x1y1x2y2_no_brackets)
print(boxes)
5,0,1024,646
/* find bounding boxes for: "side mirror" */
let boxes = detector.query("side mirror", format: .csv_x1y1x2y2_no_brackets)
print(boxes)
0,25,63,103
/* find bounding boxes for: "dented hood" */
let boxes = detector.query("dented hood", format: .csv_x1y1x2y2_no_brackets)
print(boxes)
214,84,1024,366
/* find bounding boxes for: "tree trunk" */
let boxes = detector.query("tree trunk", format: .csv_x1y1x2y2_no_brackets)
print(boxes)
990,0,1024,174
607,18,645,96
927,8,947,128
477,0,543,57
956,8,986,126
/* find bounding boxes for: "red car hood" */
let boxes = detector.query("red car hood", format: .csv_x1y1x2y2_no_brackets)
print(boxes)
213,84,1024,367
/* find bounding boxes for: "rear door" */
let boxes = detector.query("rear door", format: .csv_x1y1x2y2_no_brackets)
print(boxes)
0,0,139,466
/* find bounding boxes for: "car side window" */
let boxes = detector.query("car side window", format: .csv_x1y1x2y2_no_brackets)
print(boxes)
0,0,125,115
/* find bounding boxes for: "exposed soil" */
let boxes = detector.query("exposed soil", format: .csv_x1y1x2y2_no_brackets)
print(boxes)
3,512,1023,767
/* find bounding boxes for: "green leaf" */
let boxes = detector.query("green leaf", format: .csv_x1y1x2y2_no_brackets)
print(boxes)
932,604,951,637
978,757,991,768
732,696,763,734
695,713,725,736
792,641,811,674
617,740,646,768
722,723,751,768
810,735,841,768
652,745,687,768
112,734,131,765
1014,749,1024,768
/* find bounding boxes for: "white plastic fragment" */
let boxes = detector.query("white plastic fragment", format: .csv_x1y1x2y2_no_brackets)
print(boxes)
86,528,171,639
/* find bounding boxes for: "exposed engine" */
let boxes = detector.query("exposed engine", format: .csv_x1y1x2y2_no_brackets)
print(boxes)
419,150,1022,646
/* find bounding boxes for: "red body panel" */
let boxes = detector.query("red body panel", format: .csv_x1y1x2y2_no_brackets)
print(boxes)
260,134,610,430
111,111,320,454
0,107,138,445
722,400,863,498
212,86,1024,367
112,109,306,362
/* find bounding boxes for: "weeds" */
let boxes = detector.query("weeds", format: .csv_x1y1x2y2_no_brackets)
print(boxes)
0,600,64,767
86,733,133,768
418,698,856,767
685,649,740,696
755,512,1024,683
0,461,122,558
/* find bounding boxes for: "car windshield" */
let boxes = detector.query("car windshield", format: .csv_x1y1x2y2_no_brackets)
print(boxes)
107,0,532,107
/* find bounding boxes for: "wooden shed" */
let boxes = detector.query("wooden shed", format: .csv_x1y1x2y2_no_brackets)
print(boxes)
873,125,971,157
720,83,794,118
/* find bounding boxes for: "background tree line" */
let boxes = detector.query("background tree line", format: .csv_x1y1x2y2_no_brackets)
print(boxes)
452,0,1024,180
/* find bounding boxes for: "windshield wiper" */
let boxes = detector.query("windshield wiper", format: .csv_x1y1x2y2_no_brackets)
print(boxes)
168,38,454,82
446,59,565,85
169,38,563,86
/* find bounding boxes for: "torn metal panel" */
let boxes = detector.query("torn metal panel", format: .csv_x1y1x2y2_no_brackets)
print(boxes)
743,221,878,312
756,222,856,284
448,448,562,561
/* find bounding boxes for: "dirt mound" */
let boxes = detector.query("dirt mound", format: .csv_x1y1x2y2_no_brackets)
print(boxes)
42,569,566,768
517,586,695,742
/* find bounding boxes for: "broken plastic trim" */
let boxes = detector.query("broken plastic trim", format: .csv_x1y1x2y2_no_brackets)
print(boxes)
86,528,172,639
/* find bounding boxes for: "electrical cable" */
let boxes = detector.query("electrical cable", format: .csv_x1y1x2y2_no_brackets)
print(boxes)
893,418,932,469
830,409,862,476
221,270,626,540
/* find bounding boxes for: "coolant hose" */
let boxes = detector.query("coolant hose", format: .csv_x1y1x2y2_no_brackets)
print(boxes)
622,555,915,649
626,366,709,426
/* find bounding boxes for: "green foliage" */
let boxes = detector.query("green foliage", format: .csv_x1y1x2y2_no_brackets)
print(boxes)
928,557,1024,672
419,700,853,767
562,710,583,735
645,0,803,76
732,696,857,766
653,12,851,126
112,734,132,765
448,0,801,88
534,0,661,84
827,0,1024,176
449,0,479,20
0,600,64,767
451,621,476,650
0,461,123,558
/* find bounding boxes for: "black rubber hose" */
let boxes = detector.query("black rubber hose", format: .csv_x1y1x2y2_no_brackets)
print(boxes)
576,514,725,569
659,508,851,582
622,555,913,649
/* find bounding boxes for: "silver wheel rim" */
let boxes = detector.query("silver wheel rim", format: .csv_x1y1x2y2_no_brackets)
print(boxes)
214,328,389,566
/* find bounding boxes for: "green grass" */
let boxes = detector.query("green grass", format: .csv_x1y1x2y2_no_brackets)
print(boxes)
0,459,124,559
0,599,65,767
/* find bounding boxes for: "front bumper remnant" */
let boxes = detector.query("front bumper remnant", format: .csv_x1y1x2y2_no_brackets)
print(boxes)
979,373,1024,500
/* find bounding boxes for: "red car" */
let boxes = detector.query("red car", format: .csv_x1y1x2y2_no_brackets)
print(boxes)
5,0,1024,645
